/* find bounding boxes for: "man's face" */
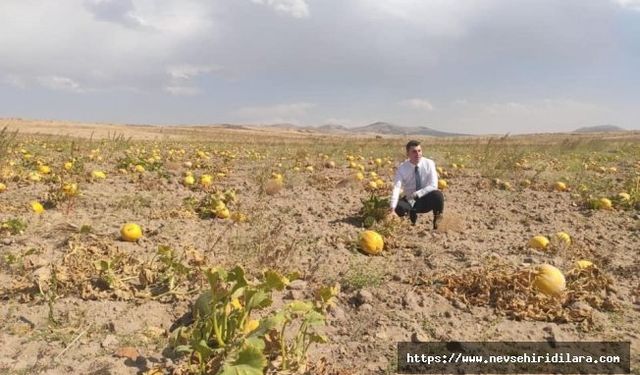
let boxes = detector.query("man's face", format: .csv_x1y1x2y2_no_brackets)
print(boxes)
407,145,422,164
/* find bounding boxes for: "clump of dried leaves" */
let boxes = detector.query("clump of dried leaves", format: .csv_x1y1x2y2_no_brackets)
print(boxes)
434,260,620,325
1,232,206,303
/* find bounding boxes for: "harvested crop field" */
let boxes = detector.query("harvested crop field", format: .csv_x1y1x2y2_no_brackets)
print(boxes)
1,119,639,374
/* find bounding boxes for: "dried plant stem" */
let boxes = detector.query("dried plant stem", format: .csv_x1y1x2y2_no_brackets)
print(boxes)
54,323,92,362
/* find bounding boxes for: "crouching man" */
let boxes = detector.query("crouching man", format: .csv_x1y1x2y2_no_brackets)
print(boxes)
388,140,444,229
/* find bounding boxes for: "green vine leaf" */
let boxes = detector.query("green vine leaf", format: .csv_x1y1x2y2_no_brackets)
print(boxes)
219,344,267,375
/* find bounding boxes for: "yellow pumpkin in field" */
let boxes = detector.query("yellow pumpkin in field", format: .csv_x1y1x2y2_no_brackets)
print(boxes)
438,179,447,190
31,201,45,214
533,264,566,296
121,223,143,242
529,235,550,250
212,200,226,212
575,260,594,269
359,230,384,255
555,232,571,245
38,165,52,174
91,170,106,180
553,181,567,192
617,192,631,202
183,175,195,186
28,171,41,182
200,174,213,187
0,182,6,193
598,197,612,210
216,207,230,219
62,182,79,196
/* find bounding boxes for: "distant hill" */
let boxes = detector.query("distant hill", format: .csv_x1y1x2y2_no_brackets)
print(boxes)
349,122,468,137
350,122,403,134
220,123,249,130
573,125,626,133
259,121,467,136
262,123,314,133
316,124,349,132
264,123,300,130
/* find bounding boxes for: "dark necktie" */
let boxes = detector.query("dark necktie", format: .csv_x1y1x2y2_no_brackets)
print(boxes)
415,165,421,191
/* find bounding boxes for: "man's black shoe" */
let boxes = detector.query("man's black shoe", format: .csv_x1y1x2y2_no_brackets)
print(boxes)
409,210,417,226
433,213,443,230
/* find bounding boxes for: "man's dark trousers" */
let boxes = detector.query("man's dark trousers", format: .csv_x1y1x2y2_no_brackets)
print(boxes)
394,190,444,219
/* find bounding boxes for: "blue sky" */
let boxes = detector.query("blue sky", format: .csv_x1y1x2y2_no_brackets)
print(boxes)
1,0,639,134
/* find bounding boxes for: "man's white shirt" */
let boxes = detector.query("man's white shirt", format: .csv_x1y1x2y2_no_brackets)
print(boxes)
390,157,438,209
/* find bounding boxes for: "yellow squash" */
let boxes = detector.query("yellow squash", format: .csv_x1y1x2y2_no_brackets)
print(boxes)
359,230,384,255
533,264,566,296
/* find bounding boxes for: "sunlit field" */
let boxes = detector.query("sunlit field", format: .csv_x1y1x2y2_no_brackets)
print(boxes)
1,120,639,374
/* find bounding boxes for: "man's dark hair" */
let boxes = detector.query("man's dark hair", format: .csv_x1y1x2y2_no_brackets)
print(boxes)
405,140,421,152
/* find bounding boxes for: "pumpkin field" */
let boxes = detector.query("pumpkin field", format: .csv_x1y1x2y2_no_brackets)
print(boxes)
0,119,639,374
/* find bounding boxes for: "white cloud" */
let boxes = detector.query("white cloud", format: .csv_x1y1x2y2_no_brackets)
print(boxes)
234,102,315,121
612,0,640,11
250,0,310,18
355,0,490,37
399,98,435,111
163,85,200,96
167,64,220,81
83,0,150,29
37,76,85,93
163,64,219,96
0,1,217,93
